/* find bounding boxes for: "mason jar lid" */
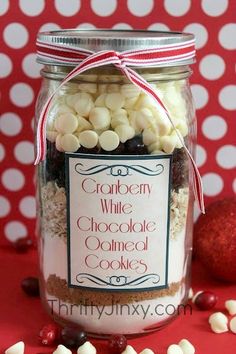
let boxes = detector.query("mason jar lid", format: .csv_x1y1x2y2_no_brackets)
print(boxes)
37,29,195,67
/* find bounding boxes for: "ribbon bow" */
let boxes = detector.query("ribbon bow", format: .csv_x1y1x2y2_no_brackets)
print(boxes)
35,38,204,213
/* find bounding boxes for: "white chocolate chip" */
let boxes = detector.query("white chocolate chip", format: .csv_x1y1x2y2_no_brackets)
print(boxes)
77,341,96,354
123,97,139,109
115,124,135,143
53,344,72,354
121,84,141,98
160,135,178,154
54,113,78,134
171,130,184,149
167,344,183,354
54,103,75,115
55,134,64,152
105,93,125,110
188,288,194,300
136,108,155,130
79,130,98,149
192,291,203,303
89,107,111,130
60,134,80,152
135,94,157,110
176,120,188,137
139,349,155,354
128,111,142,133
46,131,58,143
142,127,158,146
209,312,228,333
225,300,236,315
72,92,94,117
148,140,161,153
99,130,120,151
95,93,107,107
111,111,129,129
121,345,137,354
76,116,93,133
78,82,97,94
229,316,236,334
178,339,195,354
5,341,25,354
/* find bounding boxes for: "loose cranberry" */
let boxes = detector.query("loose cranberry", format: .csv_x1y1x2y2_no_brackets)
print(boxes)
108,334,127,354
125,136,148,155
13,237,33,253
39,323,59,346
21,277,40,297
194,291,218,310
61,326,87,348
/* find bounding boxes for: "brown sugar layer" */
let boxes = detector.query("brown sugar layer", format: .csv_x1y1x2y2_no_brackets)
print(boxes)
46,274,183,306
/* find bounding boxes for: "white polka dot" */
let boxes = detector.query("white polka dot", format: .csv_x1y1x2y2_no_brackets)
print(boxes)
202,0,228,17
202,115,227,140
19,196,36,218
14,141,34,164
219,23,236,50
39,23,61,32
1,169,25,191
0,144,5,162
196,144,207,167
0,0,9,15
3,23,29,49
0,112,22,136
10,83,34,107
219,85,236,110
202,173,223,197
5,221,27,242
77,23,96,29
191,84,209,109
216,145,236,169
19,0,45,16
91,0,117,16
0,196,10,217
55,0,81,16
128,0,154,16
164,0,190,16
148,23,170,31
183,23,208,49
233,179,236,194
0,53,12,78
199,54,225,80
22,53,42,78
112,23,133,30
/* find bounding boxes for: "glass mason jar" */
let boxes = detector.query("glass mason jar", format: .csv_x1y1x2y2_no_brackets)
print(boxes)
35,30,196,337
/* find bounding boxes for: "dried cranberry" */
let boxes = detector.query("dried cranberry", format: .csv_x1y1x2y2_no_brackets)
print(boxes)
194,291,218,310
21,277,40,297
61,326,87,348
39,323,59,346
125,136,148,155
13,237,33,253
108,334,127,354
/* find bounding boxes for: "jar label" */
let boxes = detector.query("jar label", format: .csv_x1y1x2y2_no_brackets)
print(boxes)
66,154,171,291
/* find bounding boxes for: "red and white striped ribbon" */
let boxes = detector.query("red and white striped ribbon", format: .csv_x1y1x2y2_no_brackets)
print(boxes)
35,39,205,213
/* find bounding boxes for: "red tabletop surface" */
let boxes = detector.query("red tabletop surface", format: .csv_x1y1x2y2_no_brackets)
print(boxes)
1,243,236,354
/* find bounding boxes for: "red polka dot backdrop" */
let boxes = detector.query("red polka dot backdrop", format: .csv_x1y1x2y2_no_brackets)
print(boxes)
0,0,235,243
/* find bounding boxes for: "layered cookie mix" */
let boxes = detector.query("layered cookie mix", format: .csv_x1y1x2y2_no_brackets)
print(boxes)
38,78,191,334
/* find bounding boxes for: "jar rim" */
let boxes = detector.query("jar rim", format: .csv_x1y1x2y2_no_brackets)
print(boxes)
37,29,195,67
